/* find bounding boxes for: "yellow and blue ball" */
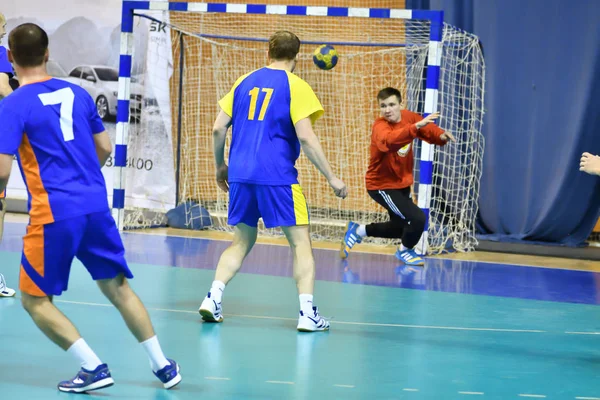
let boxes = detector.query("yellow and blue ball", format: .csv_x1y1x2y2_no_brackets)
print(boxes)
313,44,338,70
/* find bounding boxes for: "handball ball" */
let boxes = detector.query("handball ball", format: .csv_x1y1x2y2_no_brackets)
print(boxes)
313,44,338,70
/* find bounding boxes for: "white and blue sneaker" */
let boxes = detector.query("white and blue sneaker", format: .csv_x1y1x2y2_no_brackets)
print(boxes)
395,248,425,266
57,363,114,393
0,273,15,297
340,221,362,259
199,292,223,322
153,359,182,389
297,306,330,332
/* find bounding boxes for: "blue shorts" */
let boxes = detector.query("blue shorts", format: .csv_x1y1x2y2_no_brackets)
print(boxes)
228,183,309,229
19,210,133,297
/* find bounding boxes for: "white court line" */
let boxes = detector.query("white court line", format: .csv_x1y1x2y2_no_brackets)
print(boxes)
459,392,484,395
205,377,231,381
403,388,419,392
54,299,548,334
266,381,294,385
333,384,355,388
576,397,600,400
518,395,546,398
57,300,114,308
565,331,600,335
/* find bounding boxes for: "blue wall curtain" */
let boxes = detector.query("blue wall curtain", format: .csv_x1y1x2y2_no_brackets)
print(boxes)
407,0,600,246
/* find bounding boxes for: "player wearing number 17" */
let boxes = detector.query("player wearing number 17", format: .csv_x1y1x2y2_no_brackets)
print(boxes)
199,31,347,332
0,24,181,392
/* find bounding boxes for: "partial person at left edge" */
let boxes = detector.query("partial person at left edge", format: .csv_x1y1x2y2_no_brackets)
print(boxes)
0,11,17,298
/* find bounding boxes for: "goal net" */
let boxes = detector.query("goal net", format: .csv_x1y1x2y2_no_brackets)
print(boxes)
120,3,485,255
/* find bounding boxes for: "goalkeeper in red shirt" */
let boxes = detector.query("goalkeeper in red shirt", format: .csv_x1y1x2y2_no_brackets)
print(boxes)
340,87,455,266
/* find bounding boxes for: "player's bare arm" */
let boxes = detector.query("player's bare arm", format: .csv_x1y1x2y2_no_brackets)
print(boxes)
212,108,232,193
93,130,112,167
295,117,347,199
0,73,12,99
0,153,13,193
580,152,600,176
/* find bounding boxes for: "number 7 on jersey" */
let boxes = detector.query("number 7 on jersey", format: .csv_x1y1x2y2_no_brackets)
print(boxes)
248,87,273,121
38,87,75,142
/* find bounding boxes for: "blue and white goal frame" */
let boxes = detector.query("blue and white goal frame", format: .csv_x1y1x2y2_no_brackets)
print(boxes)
116,1,444,253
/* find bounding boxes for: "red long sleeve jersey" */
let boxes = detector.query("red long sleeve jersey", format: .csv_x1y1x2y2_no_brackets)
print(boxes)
365,110,446,191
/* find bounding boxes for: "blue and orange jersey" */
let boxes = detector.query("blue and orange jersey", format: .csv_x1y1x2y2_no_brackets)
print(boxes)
218,67,324,185
0,78,109,224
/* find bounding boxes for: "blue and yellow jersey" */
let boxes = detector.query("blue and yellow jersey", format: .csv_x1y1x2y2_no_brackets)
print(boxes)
1,47,12,201
218,67,324,185
0,78,109,224
0,46,11,74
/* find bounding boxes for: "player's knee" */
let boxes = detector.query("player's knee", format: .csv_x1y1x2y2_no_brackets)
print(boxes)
283,226,311,249
388,217,403,236
290,240,312,260
232,225,257,253
411,210,426,231
289,235,310,249
21,293,50,314
98,274,131,305
232,236,255,253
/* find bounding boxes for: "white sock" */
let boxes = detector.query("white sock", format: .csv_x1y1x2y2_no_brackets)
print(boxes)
67,338,103,371
356,224,367,237
141,335,170,372
299,294,314,314
210,280,226,303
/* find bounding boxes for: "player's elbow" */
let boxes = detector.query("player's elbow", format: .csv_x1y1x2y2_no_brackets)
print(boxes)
212,126,227,138
212,109,232,138
99,146,112,160
374,140,391,153
295,118,316,145
297,134,313,147
96,140,112,159
93,131,112,164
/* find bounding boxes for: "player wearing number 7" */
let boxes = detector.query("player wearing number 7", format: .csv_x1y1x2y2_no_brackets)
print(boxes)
0,24,181,392
199,31,347,332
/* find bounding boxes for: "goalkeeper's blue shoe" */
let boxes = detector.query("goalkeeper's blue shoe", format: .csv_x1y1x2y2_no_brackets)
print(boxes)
57,364,114,393
340,221,362,259
395,248,425,266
